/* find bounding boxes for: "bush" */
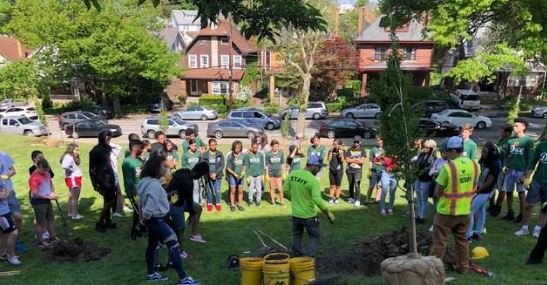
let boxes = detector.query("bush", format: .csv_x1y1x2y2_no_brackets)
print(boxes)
406,86,434,102
199,94,226,106
326,102,343,112
264,106,279,115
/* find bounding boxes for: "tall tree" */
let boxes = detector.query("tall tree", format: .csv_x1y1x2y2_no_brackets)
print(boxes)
0,60,40,99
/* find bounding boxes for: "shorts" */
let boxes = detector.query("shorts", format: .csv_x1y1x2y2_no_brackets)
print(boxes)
168,205,185,231
65,176,82,190
228,175,244,187
526,182,547,205
0,213,16,234
503,169,525,193
329,169,344,186
7,191,21,214
33,203,54,225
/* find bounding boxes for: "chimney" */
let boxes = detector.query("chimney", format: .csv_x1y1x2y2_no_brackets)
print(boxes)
357,7,364,36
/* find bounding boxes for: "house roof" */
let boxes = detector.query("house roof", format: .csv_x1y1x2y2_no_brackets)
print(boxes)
355,16,433,43
180,68,245,81
159,26,181,46
0,35,31,61
171,10,200,26
186,20,258,55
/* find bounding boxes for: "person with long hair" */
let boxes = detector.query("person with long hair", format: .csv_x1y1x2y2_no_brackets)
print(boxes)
467,142,500,241
202,139,224,212
60,143,84,220
137,154,199,284
165,139,179,170
346,140,366,207
415,139,437,224
328,139,345,204
226,140,246,211
245,141,265,207
266,139,285,206
366,137,385,203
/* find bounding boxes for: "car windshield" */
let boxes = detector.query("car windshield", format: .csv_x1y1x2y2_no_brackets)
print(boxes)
83,112,99,119
96,120,107,127
172,117,186,125
437,109,451,115
461,95,480,101
19,117,33,124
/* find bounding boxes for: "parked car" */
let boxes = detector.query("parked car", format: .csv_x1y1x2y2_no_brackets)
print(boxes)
173,106,218,120
0,99,28,110
140,116,198,139
0,106,38,120
412,100,450,118
58,111,107,130
227,108,281,130
431,109,492,129
531,106,547,118
340,103,382,119
64,120,122,139
318,118,376,139
450,85,481,110
417,118,460,137
207,119,264,139
149,98,174,113
279,101,329,120
0,116,48,136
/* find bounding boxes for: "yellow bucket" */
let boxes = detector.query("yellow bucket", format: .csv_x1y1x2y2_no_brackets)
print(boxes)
290,257,316,285
240,257,264,285
263,253,290,285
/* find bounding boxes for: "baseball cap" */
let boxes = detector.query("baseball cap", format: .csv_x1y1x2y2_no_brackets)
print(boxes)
446,136,463,149
307,156,322,166
439,139,448,152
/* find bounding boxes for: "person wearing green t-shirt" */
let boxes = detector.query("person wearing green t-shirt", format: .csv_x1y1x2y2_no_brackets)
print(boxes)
307,135,326,180
123,133,141,158
497,118,535,223
266,140,285,206
284,155,335,257
288,136,305,173
245,141,265,206
515,129,547,238
202,139,224,212
367,137,385,202
181,129,207,153
182,139,203,203
461,124,478,160
226,141,246,212
122,139,144,224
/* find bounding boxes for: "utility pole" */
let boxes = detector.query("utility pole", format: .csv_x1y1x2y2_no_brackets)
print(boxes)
228,12,234,109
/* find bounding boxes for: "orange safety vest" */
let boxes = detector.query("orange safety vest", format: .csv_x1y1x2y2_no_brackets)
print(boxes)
437,157,480,216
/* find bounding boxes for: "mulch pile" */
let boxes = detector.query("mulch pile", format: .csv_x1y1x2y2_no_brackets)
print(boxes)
46,238,111,262
317,227,456,277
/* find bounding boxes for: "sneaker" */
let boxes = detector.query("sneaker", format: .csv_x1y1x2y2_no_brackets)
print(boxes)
329,199,334,205
428,225,434,232
146,272,168,281
230,205,236,212
347,198,355,204
515,226,530,237
206,204,213,212
354,200,361,207
179,250,188,259
72,214,84,220
470,232,481,241
7,255,22,266
179,276,199,285
502,211,515,221
189,234,207,244
334,199,340,204
215,204,222,212
533,225,541,239
237,205,245,211
481,227,487,234
380,209,387,216
247,201,254,207
112,212,124,218
514,213,523,223
387,209,394,216
256,200,261,207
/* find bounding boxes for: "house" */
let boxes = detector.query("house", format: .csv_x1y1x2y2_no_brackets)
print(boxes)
354,16,435,97
0,35,32,68
159,26,187,53
179,20,258,97
171,10,201,32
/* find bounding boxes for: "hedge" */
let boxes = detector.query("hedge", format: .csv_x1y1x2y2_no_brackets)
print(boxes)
199,94,226,106
263,106,279,115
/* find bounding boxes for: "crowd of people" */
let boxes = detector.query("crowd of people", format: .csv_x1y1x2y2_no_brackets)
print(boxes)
0,118,546,282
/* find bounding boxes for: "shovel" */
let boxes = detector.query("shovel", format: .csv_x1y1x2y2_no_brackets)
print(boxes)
55,200,73,237
251,229,289,257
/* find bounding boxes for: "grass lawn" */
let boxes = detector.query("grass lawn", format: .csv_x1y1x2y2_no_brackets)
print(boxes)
0,134,545,285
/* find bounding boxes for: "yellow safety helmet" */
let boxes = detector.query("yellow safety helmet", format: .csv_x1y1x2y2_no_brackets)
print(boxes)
471,246,489,260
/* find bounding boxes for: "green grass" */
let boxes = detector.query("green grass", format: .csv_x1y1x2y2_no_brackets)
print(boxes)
0,135,545,285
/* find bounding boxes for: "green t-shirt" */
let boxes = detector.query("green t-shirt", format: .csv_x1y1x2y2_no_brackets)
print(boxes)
284,169,328,219
226,152,245,176
124,148,130,158
307,145,326,166
121,156,143,198
530,141,547,184
182,150,201,169
266,150,284,177
497,137,510,165
289,156,303,173
370,147,385,172
181,137,206,153
505,135,535,171
244,151,265,177
463,139,478,160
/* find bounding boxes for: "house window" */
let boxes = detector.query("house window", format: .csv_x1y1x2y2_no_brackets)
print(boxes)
221,55,230,69
200,55,209,68
212,81,229,95
221,38,229,45
188,55,197,68
374,48,387,61
403,47,416,61
233,55,242,68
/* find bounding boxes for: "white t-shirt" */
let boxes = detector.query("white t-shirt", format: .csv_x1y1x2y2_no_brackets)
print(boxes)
61,154,82,178
110,143,122,184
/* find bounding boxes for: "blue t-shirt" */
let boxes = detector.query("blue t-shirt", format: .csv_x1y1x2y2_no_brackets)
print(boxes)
0,152,15,191
0,179,9,215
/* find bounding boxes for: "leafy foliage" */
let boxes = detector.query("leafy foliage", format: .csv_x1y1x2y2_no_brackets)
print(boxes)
0,60,40,99
159,106,169,131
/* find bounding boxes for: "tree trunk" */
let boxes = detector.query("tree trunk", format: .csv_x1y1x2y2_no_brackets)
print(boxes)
112,95,122,118
298,73,312,138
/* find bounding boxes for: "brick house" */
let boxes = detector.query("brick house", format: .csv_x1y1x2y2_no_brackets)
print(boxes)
354,17,434,97
179,20,258,97
0,35,32,68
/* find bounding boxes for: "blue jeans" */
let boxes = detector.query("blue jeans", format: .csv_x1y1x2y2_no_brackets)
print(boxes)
380,172,397,211
467,193,491,238
292,216,320,257
503,169,525,193
416,181,432,219
207,179,222,204
145,217,187,279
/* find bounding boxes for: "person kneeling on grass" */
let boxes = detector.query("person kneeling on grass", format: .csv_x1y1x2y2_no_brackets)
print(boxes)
0,174,21,265
138,153,199,285
29,158,59,249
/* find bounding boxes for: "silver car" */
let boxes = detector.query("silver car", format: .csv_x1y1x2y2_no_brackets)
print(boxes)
531,106,547,118
0,116,48,136
141,116,199,139
174,106,218,120
227,108,281,130
207,119,264,139
279,101,329,120
341,103,382,119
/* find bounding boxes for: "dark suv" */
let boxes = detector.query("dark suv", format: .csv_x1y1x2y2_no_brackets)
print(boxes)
412,100,450,118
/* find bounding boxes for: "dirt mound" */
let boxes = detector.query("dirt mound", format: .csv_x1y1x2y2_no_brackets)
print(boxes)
317,228,456,277
46,238,111,262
